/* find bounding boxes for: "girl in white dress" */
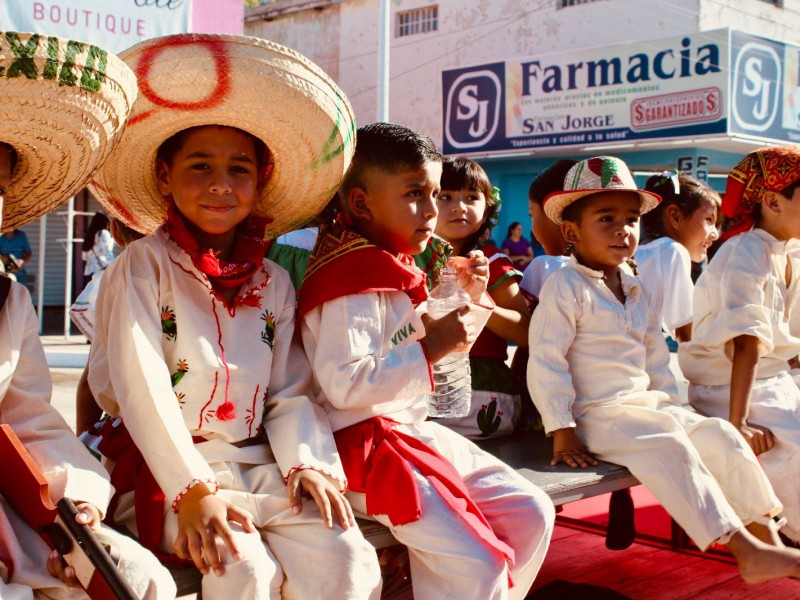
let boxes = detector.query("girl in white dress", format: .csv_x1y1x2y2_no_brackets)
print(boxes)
636,173,719,342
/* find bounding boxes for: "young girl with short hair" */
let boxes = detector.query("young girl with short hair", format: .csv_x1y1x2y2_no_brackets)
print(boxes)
680,146,800,544
636,172,720,342
430,157,529,438
528,155,800,584
87,34,380,599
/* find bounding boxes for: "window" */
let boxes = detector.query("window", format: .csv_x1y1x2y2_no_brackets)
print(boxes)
557,0,601,7
396,6,438,38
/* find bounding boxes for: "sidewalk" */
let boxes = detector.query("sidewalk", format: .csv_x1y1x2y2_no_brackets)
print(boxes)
41,334,89,368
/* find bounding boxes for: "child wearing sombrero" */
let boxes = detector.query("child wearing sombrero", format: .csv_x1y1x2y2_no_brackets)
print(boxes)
87,35,381,598
681,145,800,545
528,155,800,584
0,31,175,599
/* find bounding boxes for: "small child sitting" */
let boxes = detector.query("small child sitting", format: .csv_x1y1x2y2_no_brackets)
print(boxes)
637,172,720,342
298,122,555,599
87,34,380,599
680,146,800,543
528,155,800,584
426,157,529,438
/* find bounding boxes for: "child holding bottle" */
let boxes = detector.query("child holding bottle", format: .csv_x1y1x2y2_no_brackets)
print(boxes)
428,157,528,438
528,155,800,585
637,172,720,342
299,122,554,599
87,34,380,599
680,146,800,544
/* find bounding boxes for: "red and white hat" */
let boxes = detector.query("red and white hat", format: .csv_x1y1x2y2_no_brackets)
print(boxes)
543,156,661,224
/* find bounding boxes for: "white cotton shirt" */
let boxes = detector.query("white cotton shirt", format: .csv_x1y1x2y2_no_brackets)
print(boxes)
520,255,569,298
301,289,494,432
1,281,112,513
89,228,346,505
635,237,693,337
679,228,800,385
527,257,679,434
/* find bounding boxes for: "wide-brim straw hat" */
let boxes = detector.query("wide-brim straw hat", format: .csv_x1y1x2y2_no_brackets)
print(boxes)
544,156,661,224
90,34,356,238
0,31,137,231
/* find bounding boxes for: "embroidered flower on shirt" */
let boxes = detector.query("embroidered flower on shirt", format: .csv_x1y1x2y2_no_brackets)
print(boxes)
260,311,276,349
170,359,189,387
175,391,186,407
161,306,177,341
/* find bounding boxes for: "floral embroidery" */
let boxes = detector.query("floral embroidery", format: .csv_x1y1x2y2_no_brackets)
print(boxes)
260,311,276,348
175,392,186,407
161,306,177,341
171,358,189,387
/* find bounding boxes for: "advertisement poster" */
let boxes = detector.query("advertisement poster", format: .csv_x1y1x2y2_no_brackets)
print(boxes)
443,30,730,155
0,1,191,52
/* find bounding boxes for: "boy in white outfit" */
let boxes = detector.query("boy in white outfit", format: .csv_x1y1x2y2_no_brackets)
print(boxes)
88,34,381,599
0,31,174,599
528,155,800,585
299,122,555,599
681,146,800,543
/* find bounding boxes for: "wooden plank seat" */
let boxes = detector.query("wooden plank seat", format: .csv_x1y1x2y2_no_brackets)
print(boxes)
170,431,638,597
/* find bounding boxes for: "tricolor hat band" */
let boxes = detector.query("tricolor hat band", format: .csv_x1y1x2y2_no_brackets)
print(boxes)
90,33,356,239
0,31,137,231
543,156,661,224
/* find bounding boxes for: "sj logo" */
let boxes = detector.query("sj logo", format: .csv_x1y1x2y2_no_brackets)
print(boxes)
732,41,781,132
444,65,503,150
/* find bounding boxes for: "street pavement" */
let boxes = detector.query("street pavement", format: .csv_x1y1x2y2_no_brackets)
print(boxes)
42,335,88,430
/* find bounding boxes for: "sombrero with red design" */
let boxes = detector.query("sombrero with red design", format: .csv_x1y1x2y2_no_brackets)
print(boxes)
0,31,137,231
543,156,661,224
89,33,356,238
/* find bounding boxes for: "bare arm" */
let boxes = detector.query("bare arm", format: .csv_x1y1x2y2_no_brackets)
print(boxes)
485,278,530,346
730,334,774,455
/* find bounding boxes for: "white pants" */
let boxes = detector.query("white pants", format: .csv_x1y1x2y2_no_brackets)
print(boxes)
117,459,382,600
577,402,781,551
348,421,555,600
0,496,175,600
690,372,800,542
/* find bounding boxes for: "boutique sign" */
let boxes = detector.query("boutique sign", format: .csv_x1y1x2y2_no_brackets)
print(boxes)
0,0,190,53
443,29,799,155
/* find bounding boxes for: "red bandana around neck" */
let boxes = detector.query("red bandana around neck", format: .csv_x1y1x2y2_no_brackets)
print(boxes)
297,218,429,319
164,202,270,290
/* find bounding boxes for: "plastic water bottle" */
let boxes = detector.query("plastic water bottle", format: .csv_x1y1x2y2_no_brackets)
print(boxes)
426,267,472,418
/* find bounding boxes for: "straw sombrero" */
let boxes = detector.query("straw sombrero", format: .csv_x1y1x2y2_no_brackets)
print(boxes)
90,34,356,239
0,31,137,231
544,156,661,224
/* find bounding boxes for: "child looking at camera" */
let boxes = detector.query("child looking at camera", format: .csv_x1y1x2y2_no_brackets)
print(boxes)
528,155,800,585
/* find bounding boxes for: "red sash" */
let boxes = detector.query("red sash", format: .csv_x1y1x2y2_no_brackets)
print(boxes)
335,417,515,585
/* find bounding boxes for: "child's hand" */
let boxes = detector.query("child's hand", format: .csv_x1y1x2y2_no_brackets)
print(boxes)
174,484,255,576
737,422,775,456
286,469,356,530
45,501,102,587
449,251,489,302
420,305,478,363
552,427,598,468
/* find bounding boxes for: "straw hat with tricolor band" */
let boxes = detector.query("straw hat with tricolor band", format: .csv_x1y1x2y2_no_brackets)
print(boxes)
543,156,661,224
0,31,137,231
90,33,356,239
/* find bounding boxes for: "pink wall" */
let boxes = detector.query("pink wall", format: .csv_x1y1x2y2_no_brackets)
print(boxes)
192,0,244,35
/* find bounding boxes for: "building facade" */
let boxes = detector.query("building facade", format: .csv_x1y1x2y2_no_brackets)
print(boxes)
245,0,800,242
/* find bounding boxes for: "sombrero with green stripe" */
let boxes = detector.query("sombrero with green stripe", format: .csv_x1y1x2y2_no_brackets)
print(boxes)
0,31,137,231
90,33,356,238
543,156,661,224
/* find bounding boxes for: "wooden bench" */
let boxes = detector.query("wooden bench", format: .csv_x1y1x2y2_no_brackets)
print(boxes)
171,431,638,597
